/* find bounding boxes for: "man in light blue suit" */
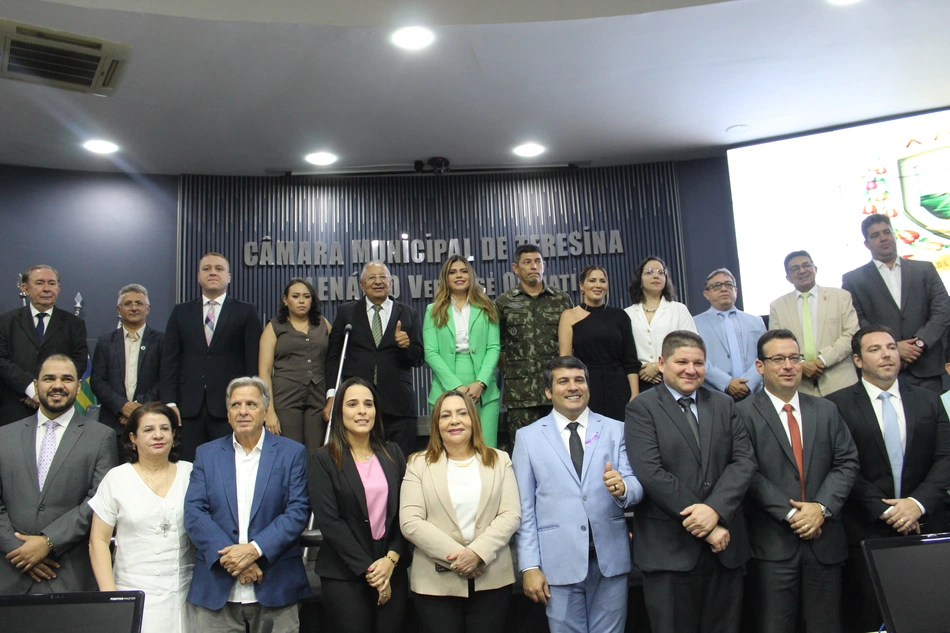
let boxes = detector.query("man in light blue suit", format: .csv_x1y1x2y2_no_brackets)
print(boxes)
184,376,310,633
694,268,767,402
513,356,643,633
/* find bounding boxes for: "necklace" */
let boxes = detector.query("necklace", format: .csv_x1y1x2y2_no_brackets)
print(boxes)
642,303,659,313
139,462,170,492
450,455,476,468
137,463,173,536
351,449,375,462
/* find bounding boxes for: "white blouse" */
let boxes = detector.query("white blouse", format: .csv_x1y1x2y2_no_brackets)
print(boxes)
624,298,697,364
446,455,481,544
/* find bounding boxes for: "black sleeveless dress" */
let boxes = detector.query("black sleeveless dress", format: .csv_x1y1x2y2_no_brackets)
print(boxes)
571,305,640,421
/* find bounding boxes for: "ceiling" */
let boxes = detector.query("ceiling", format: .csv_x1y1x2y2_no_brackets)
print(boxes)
1,0,947,176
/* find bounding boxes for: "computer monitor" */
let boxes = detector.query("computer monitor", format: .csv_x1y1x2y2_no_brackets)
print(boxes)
862,533,950,633
0,591,145,633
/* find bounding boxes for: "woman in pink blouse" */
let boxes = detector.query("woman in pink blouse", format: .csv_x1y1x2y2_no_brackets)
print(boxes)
308,377,409,633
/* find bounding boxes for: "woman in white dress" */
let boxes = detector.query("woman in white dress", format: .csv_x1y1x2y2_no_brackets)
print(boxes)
624,255,697,393
88,402,194,633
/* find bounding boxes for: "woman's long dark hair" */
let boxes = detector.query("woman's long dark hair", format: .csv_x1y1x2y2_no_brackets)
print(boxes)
326,377,393,470
276,277,323,325
628,255,678,303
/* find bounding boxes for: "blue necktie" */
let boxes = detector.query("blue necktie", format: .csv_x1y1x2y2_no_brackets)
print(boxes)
36,312,47,345
878,392,904,498
719,311,745,378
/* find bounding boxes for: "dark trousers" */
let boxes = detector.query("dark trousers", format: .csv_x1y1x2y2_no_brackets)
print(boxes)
412,580,511,633
320,567,407,633
641,549,743,633
382,414,418,458
749,543,842,633
180,395,231,461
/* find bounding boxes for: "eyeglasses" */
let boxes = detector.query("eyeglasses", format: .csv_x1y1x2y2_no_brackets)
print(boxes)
705,281,736,291
762,354,804,366
786,262,815,274
644,268,667,277
363,275,391,283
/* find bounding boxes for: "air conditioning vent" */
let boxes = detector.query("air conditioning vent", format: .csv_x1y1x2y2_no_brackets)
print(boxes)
0,19,131,95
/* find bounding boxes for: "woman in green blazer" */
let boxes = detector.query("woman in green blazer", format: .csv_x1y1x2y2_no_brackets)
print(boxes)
423,256,502,447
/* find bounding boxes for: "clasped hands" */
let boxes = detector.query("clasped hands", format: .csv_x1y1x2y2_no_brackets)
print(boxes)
446,547,485,579
6,532,59,582
681,503,730,553
882,498,922,535
218,543,262,585
788,500,824,540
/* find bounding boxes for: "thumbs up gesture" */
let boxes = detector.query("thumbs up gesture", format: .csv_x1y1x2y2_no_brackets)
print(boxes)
603,461,625,498
394,320,410,349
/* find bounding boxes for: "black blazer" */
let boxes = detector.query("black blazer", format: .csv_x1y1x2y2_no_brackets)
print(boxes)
737,391,859,565
0,306,88,426
90,325,164,430
625,386,757,573
325,298,424,418
308,442,409,580
842,259,950,378
825,380,950,543
159,296,262,419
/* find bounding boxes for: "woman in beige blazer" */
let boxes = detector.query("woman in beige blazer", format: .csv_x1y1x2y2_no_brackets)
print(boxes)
400,390,521,633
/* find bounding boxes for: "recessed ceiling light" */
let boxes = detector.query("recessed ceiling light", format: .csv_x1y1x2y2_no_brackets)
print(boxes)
827,0,864,5
305,152,338,166
83,140,118,154
391,27,435,50
726,124,750,134
513,143,545,157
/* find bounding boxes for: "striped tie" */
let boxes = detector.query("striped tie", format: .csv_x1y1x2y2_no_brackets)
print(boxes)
205,300,217,346
37,419,59,490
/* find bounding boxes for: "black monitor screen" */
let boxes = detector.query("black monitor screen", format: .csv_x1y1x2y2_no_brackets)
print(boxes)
0,591,144,633
863,534,950,633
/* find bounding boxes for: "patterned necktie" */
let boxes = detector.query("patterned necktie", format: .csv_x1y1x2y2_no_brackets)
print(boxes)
35,312,47,345
37,419,60,490
567,422,584,479
878,392,904,498
677,397,701,448
371,305,383,347
783,404,806,500
719,311,745,378
800,292,817,361
204,300,217,346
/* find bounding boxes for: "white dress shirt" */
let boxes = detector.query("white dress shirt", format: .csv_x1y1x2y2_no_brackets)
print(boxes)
625,298,697,364
203,292,226,326
35,407,75,464
25,305,55,399
365,296,393,333
860,378,926,515
451,299,472,353
874,258,902,307
552,407,590,452
228,430,265,604
447,455,482,544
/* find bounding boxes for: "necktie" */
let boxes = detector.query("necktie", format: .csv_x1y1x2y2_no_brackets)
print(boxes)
783,404,806,500
567,422,584,479
800,292,817,361
371,305,383,346
35,312,47,345
878,392,904,498
677,397,701,448
37,419,59,490
204,300,217,346
719,311,745,378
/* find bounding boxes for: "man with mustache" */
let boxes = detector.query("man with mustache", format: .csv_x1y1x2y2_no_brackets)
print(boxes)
0,354,117,593
826,325,950,632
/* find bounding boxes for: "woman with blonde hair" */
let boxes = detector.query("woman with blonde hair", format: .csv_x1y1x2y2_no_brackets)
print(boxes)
400,390,520,633
423,256,501,446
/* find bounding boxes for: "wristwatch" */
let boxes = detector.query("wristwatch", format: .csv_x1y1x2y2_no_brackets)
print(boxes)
817,504,832,518
915,339,926,350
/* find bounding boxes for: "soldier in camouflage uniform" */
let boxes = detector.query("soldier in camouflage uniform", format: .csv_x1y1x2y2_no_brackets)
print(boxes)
496,244,573,444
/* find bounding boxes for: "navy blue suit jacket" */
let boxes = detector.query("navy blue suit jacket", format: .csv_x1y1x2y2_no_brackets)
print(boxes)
90,325,164,430
184,431,310,610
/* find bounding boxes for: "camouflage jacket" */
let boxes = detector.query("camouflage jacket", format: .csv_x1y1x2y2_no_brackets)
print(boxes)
495,284,573,407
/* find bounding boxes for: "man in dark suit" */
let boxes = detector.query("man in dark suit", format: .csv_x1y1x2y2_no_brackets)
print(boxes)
626,330,756,633
91,284,164,436
0,354,117,593
160,252,262,461
738,329,859,633
841,214,950,393
325,262,424,457
184,376,309,633
0,265,88,426
826,324,950,632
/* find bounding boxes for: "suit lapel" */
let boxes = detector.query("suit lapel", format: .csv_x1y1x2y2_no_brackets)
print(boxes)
381,301,401,347
754,391,797,469
898,382,917,452
342,452,370,520
40,416,83,501
380,451,401,531
21,418,40,497
431,455,462,529
249,433,277,524
540,417,579,484
40,309,66,349
703,308,728,349
209,297,235,350
16,308,40,349
814,289,828,348
696,391,714,475
112,328,127,380
799,395,819,476
853,383,891,466
899,262,911,312
136,327,155,374
220,440,239,526
864,262,900,312
657,387,701,463
581,415,604,482
474,454,494,526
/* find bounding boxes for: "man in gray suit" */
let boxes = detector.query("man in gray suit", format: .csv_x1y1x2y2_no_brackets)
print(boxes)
842,214,950,393
738,329,859,633
626,330,756,633
0,354,117,593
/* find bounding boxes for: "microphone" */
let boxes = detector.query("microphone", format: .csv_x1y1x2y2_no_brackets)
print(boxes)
344,324,353,333
260,618,274,633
